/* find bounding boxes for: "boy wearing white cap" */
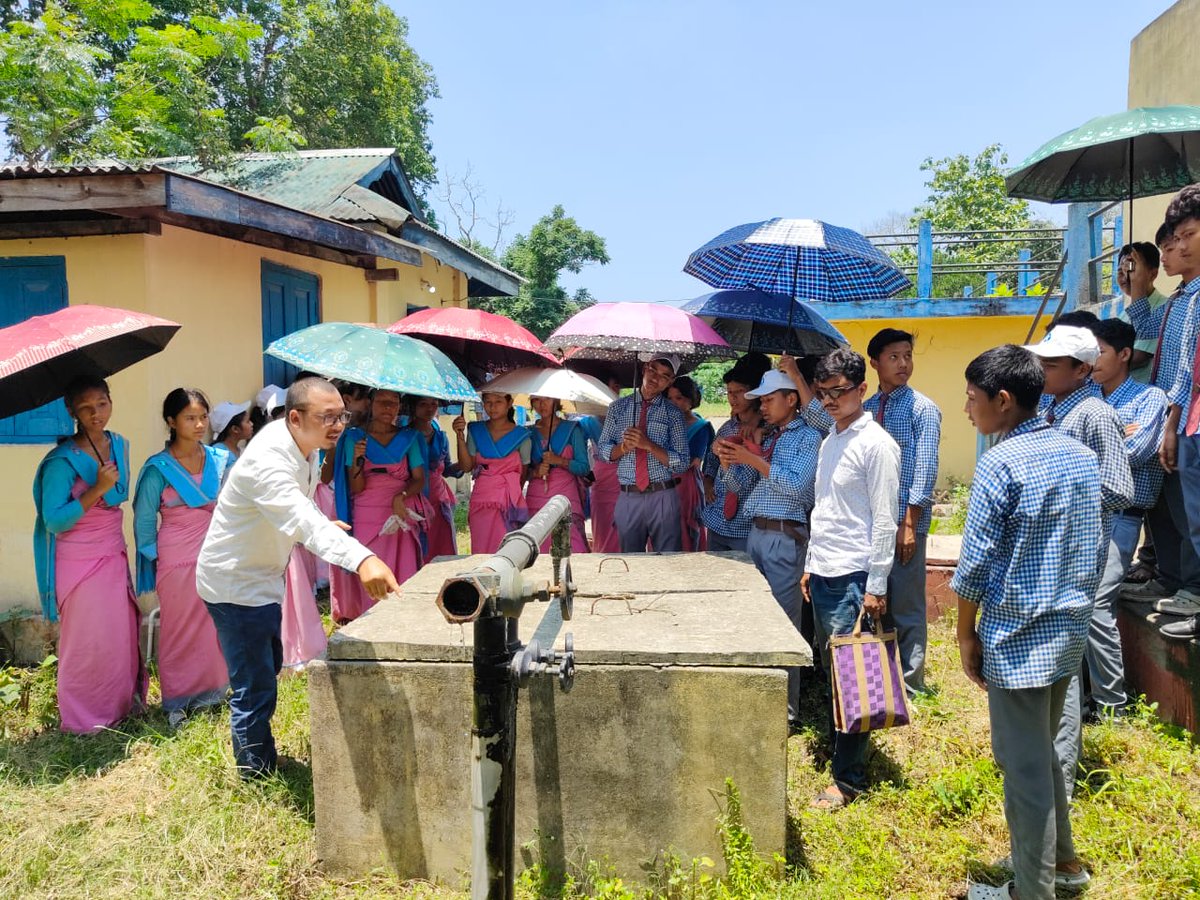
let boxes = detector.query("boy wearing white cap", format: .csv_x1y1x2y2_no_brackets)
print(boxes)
597,355,690,551
1023,324,1134,799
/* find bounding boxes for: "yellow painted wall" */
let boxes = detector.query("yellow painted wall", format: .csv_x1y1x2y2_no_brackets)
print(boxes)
0,224,462,613
1127,0,1200,265
834,314,1039,488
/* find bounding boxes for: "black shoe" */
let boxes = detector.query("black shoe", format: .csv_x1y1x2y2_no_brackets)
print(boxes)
1161,614,1200,640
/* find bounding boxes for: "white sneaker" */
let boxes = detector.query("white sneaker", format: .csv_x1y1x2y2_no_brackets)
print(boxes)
1121,578,1171,601
1154,589,1200,616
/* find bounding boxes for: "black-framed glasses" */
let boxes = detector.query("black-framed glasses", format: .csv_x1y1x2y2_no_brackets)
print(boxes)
306,410,353,426
814,385,856,402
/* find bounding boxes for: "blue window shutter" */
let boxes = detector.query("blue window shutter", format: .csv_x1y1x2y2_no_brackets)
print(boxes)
261,261,321,387
0,256,74,444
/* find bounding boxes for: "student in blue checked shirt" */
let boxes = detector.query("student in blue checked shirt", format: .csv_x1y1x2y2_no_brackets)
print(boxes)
862,328,941,695
1085,319,1167,714
1024,324,1134,800
953,345,1097,900
713,369,822,729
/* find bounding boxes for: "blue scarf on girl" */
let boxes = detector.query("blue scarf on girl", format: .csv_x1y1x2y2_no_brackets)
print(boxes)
32,432,131,622
468,420,536,463
332,426,420,528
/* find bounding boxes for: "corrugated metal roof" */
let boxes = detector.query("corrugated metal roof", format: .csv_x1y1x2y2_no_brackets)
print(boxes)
0,160,159,178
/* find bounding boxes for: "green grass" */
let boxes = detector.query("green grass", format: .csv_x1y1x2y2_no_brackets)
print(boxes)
1,614,1199,898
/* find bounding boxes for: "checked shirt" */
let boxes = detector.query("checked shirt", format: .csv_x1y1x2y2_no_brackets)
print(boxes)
1164,275,1200,428
701,417,756,539
741,416,823,523
597,390,688,485
1103,377,1167,510
950,417,1102,689
863,385,941,534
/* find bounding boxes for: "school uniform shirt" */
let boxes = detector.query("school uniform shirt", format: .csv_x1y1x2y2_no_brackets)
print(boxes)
1044,381,1135,514
951,417,1102,689
196,419,372,608
805,412,901,596
863,384,941,535
1164,275,1200,430
1123,287,1170,383
741,417,823,523
1102,377,1167,510
597,390,688,485
701,417,757,540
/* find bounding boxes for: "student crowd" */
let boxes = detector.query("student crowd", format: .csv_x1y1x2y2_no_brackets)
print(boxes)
27,182,1200,900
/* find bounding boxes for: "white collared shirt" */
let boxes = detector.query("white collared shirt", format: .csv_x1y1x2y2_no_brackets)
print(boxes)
805,411,901,595
197,419,372,607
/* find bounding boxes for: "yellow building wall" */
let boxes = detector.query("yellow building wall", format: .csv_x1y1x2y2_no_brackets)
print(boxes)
0,224,461,613
1127,0,1200,266
834,314,1039,488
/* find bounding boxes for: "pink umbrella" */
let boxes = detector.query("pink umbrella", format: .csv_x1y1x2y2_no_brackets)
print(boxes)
388,307,559,379
544,302,736,365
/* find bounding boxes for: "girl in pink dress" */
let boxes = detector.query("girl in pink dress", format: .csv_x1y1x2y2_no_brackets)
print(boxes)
667,377,715,552
453,393,535,554
133,389,232,727
526,396,591,552
331,389,426,619
409,395,460,560
33,378,147,734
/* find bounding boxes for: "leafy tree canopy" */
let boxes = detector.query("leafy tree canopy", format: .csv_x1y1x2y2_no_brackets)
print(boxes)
0,0,438,194
473,204,610,340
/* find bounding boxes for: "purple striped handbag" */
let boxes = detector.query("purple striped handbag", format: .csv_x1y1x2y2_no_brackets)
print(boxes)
829,609,910,734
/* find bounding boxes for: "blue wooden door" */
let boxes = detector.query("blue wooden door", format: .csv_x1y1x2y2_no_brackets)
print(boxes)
261,261,321,387
0,256,74,443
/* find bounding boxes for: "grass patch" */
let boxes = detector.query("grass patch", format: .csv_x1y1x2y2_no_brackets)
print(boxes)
1,614,1199,897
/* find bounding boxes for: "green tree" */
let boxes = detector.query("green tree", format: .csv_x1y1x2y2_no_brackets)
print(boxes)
894,144,1059,298
473,204,610,340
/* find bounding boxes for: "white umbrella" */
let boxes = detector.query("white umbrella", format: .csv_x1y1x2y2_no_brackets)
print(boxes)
479,366,617,412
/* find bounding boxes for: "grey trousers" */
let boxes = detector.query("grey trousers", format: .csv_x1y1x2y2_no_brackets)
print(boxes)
706,530,748,553
989,678,1077,900
886,533,928,693
1053,672,1083,801
1086,511,1137,709
747,526,807,722
615,487,682,553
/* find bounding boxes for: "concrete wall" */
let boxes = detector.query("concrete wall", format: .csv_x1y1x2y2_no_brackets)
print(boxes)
0,224,466,613
1128,0,1200,254
829,313,1039,487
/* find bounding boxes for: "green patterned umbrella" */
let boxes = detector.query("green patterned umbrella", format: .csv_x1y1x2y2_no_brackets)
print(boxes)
1006,105,1200,202
265,322,477,402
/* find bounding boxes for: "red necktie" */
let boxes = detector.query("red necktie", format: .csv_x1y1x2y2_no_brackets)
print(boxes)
1186,336,1200,437
635,397,651,490
876,392,889,424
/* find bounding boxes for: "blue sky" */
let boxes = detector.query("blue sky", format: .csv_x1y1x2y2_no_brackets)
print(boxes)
398,0,1172,303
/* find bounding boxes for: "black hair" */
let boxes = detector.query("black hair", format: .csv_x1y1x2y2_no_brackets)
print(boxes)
1118,241,1160,269
249,405,269,433
1091,318,1136,356
1156,221,1173,247
1166,183,1200,231
964,345,1044,410
723,351,772,389
334,379,371,401
215,410,249,444
482,391,517,422
162,387,210,442
866,328,914,360
671,376,702,410
64,376,110,412
813,348,867,386
1050,309,1100,331
286,376,338,413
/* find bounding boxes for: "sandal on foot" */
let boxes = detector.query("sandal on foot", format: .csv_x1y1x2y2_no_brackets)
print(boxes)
967,882,1013,900
994,856,1091,888
809,787,850,810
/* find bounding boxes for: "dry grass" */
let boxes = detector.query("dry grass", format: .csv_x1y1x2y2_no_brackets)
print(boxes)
1,614,1198,898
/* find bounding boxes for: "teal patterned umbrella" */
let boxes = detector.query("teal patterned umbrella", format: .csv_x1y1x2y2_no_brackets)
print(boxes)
265,322,477,402
1006,105,1200,202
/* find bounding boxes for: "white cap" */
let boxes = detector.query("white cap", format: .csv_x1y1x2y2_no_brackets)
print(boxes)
647,353,682,375
746,370,799,398
1023,325,1100,365
210,400,251,437
255,384,286,416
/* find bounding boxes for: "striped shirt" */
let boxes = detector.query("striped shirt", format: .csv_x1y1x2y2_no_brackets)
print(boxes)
951,417,1101,690
863,384,941,534
597,390,688,485
1102,377,1167,510
741,416,823,523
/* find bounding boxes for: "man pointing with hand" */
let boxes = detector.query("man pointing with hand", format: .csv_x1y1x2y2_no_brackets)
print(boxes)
197,376,400,779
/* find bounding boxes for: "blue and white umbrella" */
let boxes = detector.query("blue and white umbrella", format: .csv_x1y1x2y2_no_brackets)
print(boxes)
683,218,911,302
682,289,849,356
265,322,477,402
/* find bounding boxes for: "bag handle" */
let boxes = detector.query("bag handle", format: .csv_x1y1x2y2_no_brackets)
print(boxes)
851,607,885,638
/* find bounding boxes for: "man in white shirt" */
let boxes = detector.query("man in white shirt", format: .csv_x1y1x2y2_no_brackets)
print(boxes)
801,349,901,810
198,377,400,778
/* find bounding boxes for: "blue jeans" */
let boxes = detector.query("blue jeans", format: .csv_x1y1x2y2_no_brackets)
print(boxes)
204,601,283,777
808,572,870,796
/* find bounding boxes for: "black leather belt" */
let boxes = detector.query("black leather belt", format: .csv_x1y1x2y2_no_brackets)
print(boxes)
620,479,677,494
752,517,809,543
